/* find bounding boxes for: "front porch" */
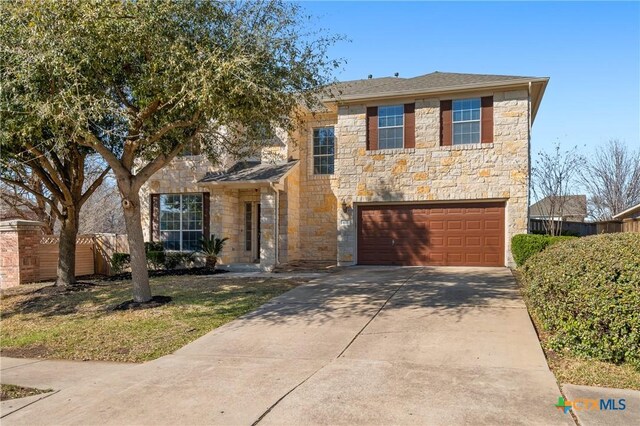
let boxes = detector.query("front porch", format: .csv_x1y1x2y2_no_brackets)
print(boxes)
198,161,299,271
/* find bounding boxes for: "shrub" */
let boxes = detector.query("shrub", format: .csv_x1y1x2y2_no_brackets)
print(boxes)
521,233,640,368
110,252,130,274
511,234,576,266
146,251,166,270
144,241,164,253
163,252,194,270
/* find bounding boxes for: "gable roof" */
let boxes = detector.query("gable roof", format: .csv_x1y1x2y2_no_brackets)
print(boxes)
530,195,588,218
325,71,549,122
612,202,640,220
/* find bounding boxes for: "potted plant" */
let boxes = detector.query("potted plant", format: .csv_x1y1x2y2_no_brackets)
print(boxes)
200,234,229,269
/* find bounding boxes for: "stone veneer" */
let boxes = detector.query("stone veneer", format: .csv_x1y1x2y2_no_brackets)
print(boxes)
332,89,530,266
141,88,531,268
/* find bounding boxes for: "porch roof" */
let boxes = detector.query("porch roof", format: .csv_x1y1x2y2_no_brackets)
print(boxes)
198,160,298,187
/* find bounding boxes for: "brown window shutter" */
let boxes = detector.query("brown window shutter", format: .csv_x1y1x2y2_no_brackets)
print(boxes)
366,106,378,150
481,96,493,143
150,194,160,241
440,100,452,146
202,192,210,240
404,103,415,148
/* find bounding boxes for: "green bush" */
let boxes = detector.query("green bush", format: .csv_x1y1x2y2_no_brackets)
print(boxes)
110,252,130,274
144,241,164,253
146,251,166,270
521,233,640,368
163,252,194,270
511,234,576,266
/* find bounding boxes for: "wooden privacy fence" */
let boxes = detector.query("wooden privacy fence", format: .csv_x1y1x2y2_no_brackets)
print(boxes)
529,218,639,236
528,219,597,236
38,235,96,280
0,219,131,288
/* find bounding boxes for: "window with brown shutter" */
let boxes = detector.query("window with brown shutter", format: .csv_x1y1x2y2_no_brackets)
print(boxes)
366,106,378,150
440,100,452,146
404,103,415,148
481,96,493,143
150,194,160,241
203,192,210,240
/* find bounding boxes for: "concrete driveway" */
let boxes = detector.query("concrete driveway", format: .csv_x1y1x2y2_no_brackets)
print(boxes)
2,267,572,425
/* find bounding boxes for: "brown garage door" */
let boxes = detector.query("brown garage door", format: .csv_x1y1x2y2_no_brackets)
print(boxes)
357,202,505,266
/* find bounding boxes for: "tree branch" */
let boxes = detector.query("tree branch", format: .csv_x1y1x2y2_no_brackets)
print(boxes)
0,177,63,218
80,166,111,205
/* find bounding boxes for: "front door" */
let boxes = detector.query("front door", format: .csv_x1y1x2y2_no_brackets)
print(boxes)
245,202,261,263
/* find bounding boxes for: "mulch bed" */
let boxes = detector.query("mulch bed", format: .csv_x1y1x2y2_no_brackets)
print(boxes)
96,267,229,282
111,295,173,311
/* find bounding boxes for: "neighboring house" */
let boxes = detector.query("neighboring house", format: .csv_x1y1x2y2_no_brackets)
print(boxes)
140,71,549,268
529,195,588,222
609,202,640,233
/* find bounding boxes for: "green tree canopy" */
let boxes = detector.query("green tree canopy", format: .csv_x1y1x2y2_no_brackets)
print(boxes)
1,0,341,301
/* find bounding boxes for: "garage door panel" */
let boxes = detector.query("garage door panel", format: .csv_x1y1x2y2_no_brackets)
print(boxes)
358,202,505,267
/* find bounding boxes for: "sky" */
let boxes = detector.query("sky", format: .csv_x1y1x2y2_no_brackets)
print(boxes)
301,1,640,158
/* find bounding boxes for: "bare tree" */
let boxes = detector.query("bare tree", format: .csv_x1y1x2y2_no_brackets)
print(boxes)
581,139,640,220
79,174,126,234
0,168,57,234
531,143,585,235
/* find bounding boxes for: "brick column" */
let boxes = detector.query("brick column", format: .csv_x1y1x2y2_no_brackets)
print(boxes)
0,220,45,288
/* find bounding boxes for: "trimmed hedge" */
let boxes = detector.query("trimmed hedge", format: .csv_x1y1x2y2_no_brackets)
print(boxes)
511,234,576,266
521,233,640,368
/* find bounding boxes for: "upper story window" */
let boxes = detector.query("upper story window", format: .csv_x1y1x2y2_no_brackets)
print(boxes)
378,105,404,149
313,127,334,175
452,98,481,144
159,193,203,251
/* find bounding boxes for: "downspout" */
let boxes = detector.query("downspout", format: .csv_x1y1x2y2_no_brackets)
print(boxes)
270,182,280,267
527,81,532,234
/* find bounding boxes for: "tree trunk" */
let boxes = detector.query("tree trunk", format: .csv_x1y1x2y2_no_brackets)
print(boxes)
121,189,152,303
56,207,79,286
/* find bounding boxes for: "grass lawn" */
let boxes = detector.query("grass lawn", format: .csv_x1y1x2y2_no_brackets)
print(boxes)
0,384,52,401
0,275,305,363
512,271,640,390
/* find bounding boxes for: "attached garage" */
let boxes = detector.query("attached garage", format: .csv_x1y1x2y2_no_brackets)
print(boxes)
357,202,505,267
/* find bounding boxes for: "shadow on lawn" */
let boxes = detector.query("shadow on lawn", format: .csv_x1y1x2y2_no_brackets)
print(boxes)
1,275,292,320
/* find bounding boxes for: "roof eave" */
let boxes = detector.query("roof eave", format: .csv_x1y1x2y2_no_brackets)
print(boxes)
612,203,640,220
323,77,550,104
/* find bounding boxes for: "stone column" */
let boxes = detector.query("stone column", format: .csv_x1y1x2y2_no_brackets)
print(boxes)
260,187,277,271
0,220,45,288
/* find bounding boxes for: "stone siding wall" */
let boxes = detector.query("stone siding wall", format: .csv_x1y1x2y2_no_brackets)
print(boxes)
333,89,530,266
290,115,338,261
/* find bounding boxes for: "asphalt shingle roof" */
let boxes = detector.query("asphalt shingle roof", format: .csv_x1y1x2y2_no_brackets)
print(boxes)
327,71,540,100
200,160,298,183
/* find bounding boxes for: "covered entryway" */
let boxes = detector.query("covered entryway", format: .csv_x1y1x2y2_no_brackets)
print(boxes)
357,202,505,266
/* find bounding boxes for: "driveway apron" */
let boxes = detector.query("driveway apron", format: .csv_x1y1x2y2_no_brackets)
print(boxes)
2,267,572,425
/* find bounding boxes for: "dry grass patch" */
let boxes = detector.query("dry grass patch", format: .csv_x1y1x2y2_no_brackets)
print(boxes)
1,384,52,401
0,275,304,362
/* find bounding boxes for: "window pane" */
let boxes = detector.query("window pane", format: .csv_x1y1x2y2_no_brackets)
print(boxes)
161,231,180,251
182,231,202,252
312,127,335,175
452,98,481,145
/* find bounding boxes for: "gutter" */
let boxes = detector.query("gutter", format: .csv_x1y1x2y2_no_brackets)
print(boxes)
323,78,550,104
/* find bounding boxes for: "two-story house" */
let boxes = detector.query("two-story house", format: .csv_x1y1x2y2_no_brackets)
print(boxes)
140,72,549,269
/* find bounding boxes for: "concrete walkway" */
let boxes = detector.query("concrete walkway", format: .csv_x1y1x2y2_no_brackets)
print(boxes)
1,267,571,425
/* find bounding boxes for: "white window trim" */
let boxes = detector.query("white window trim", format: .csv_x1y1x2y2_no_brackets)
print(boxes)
159,193,203,252
452,98,482,145
312,126,335,175
378,105,404,149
